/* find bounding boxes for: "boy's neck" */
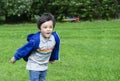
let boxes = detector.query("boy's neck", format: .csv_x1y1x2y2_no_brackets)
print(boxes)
41,33,50,40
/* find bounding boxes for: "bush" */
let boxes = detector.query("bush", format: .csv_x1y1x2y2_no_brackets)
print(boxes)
0,0,119,22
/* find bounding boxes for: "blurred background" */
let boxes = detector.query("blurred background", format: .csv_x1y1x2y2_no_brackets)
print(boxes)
0,0,120,23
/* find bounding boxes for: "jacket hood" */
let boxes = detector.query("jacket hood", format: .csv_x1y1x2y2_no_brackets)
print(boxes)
27,32,40,41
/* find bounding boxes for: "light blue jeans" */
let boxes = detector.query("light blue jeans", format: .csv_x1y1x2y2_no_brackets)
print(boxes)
29,70,47,81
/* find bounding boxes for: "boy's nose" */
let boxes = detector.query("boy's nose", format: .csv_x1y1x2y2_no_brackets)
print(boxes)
47,28,51,30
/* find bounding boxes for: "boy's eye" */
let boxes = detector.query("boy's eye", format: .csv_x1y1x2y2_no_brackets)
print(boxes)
49,26,53,28
43,26,47,28
43,26,53,29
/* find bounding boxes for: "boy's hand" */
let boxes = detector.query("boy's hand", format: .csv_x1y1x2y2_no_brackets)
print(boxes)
10,57,16,63
49,61,55,64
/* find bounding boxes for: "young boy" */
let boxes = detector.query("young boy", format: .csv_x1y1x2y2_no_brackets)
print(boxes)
10,13,60,81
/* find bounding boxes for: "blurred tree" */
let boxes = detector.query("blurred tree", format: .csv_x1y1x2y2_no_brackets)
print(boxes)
3,0,32,22
0,0,119,23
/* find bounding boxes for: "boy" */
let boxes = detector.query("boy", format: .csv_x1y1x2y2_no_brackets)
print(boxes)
10,13,60,81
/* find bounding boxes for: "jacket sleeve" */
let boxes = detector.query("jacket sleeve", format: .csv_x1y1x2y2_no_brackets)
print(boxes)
14,40,35,60
49,32,60,61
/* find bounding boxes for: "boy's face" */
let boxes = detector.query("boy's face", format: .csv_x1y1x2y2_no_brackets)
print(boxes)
40,20,53,38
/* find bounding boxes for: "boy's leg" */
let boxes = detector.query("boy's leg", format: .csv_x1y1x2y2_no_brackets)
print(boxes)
39,70,47,81
29,70,40,81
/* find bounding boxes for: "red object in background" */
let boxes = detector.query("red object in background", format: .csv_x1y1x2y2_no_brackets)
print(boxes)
74,18,79,22
62,17,80,22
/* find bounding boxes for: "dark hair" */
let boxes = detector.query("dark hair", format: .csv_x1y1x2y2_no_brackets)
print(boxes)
37,13,55,29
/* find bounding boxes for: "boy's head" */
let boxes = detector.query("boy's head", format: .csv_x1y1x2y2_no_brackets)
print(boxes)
37,13,55,30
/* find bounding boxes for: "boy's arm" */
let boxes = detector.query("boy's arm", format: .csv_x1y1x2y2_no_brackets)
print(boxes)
10,40,35,63
49,32,60,61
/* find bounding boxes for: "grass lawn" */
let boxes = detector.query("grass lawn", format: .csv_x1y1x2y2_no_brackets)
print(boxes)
0,19,120,81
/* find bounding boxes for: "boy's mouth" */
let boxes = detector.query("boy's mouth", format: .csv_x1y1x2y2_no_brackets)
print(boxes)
45,32,51,36
47,32,51,34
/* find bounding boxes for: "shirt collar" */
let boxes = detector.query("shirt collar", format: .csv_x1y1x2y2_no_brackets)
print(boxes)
40,33,52,43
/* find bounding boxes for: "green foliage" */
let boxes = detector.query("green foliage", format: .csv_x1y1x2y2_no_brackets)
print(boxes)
0,0,5,15
0,0,33,22
4,0,32,17
45,0,120,21
0,0,119,22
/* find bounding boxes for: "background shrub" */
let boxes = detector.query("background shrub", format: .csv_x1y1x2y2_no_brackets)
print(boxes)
0,0,119,23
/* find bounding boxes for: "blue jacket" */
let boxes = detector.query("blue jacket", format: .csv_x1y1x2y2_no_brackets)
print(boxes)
14,32,60,62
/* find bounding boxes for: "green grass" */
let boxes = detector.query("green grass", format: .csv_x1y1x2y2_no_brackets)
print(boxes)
0,19,120,81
